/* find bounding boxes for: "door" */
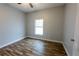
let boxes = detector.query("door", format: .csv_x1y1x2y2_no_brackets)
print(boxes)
72,4,79,56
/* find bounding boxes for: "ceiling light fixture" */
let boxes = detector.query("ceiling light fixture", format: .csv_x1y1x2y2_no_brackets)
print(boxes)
17,3,33,8
17,3,22,4
29,3,33,8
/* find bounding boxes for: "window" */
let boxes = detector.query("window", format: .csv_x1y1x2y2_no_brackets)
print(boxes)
35,19,43,35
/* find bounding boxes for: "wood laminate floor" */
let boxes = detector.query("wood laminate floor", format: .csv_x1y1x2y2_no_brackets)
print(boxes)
0,38,67,56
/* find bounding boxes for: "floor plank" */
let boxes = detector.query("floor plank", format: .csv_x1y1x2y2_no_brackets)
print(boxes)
0,38,67,56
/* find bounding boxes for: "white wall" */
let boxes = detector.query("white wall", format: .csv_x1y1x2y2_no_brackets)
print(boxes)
63,4,77,56
1,3,79,55
25,6,64,42
0,4,26,48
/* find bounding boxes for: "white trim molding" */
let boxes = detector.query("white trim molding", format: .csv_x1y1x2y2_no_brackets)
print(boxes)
26,36,63,44
62,43,70,56
0,36,26,48
0,36,69,56
26,36,69,55
43,39,63,44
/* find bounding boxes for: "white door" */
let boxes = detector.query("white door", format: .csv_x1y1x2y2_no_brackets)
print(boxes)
73,4,79,56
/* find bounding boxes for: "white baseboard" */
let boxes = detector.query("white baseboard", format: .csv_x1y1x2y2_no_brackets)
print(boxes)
26,36,63,44
0,36,26,48
43,39,63,44
26,36,70,55
62,43,70,56
0,36,69,56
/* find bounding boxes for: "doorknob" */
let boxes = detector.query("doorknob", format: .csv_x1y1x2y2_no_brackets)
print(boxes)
71,39,75,42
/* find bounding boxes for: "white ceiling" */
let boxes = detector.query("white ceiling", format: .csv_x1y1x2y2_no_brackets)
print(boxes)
9,3,64,13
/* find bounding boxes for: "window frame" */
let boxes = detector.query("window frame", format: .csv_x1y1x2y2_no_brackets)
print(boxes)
35,19,43,35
